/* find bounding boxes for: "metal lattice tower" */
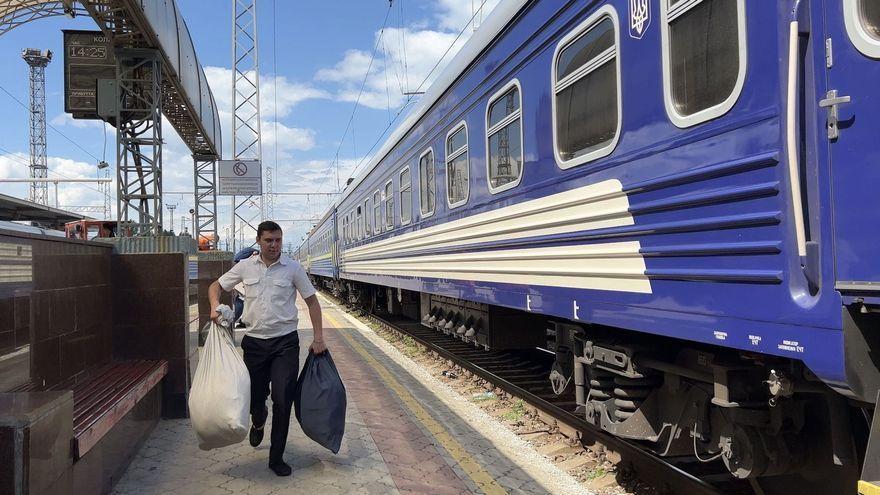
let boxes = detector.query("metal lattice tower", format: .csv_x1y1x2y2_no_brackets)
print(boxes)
115,49,163,235
21,48,51,206
266,164,273,218
101,166,111,220
194,154,218,248
231,0,263,252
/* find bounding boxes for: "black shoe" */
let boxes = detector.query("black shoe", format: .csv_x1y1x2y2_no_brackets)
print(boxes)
269,460,292,476
249,424,264,447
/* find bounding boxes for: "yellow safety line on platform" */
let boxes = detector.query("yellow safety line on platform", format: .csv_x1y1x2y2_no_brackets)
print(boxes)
324,311,508,495
859,480,880,495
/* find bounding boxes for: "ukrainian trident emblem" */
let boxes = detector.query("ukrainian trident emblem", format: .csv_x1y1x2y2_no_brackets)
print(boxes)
629,0,651,39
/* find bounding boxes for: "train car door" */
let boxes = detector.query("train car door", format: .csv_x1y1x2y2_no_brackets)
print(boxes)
824,0,880,289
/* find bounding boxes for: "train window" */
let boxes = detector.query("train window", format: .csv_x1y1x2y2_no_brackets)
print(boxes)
373,190,381,234
864,0,880,38
418,148,435,218
384,180,394,229
660,0,746,127
844,0,880,57
486,80,523,193
363,198,370,238
341,216,347,245
445,122,469,208
552,7,621,169
399,167,412,225
356,206,362,240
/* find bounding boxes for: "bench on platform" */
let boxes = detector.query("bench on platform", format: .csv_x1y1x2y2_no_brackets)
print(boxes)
12,359,168,460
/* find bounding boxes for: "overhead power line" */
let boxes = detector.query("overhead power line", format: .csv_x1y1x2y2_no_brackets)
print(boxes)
339,2,491,186
0,83,101,162
0,145,108,197
322,0,394,193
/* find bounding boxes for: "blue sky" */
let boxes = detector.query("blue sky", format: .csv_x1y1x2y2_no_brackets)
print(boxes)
0,0,499,246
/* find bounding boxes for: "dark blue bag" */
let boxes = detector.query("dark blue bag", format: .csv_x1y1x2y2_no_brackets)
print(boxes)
293,350,347,454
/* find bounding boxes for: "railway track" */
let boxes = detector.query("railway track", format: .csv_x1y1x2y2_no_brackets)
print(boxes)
328,297,756,495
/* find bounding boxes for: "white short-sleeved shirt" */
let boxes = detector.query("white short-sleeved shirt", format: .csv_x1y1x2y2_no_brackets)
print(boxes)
218,253,316,339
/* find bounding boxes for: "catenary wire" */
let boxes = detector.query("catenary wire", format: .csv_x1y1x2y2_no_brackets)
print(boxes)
0,83,101,162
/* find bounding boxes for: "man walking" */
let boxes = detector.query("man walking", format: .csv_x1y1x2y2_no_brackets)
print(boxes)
209,221,326,476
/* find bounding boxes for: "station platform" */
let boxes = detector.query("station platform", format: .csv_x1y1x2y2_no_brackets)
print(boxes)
111,295,590,495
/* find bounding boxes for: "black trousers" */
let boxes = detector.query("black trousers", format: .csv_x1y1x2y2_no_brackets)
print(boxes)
240,331,300,463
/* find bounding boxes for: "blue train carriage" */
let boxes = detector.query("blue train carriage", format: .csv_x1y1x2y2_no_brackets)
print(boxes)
326,0,880,491
305,207,338,291
292,243,305,266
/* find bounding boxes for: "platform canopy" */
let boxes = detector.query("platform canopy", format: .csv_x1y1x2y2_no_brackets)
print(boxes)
0,0,222,157
0,192,87,228
0,1,78,35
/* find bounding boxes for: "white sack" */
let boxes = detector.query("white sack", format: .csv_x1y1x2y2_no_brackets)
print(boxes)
188,319,251,450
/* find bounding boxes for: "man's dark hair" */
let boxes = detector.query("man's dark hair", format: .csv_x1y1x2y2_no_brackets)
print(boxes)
256,220,282,239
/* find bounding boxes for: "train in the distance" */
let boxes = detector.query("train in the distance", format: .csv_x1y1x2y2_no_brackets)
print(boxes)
295,1,880,492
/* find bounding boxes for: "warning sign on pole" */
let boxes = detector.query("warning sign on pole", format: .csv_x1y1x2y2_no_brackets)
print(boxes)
218,160,262,196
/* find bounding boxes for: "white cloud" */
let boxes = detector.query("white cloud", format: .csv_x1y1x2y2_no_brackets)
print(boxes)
213,109,316,160
49,113,109,130
203,67,320,162
0,153,31,179
435,0,502,32
0,153,113,214
262,119,316,153
314,0,502,112
204,66,329,119
316,27,464,111
315,49,376,83
276,157,364,191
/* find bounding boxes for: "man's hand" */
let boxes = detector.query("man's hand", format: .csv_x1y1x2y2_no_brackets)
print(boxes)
309,339,327,355
208,281,225,324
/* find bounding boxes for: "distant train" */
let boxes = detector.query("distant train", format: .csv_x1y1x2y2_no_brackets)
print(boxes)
297,1,880,492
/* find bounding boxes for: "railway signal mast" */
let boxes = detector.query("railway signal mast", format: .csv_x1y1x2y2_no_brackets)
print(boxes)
21,48,51,206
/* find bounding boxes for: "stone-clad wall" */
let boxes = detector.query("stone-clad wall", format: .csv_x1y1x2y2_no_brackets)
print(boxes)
0,231,198,494
111,253,190,418
0,230,113,391
196,258,234,344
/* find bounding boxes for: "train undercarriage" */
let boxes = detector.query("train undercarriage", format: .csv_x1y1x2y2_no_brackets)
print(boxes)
316,276,873,493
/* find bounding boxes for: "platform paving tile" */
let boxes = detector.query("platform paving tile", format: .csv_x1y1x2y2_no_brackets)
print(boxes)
113,301,588,495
